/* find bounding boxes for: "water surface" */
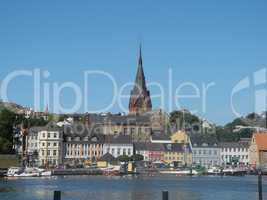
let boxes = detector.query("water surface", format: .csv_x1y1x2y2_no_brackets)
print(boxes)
0,175,266,200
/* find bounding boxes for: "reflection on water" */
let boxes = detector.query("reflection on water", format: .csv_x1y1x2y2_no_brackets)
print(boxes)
0,175,266,200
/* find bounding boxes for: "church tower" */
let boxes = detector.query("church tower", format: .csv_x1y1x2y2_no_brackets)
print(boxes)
129,46,152,115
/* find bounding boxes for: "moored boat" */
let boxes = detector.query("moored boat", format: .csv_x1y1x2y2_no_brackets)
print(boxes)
160,169,198,176
207,167,222,175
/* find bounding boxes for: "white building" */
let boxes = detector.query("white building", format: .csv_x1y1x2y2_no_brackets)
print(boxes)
103,135,133,158
191,138,221,168
38,124,63,167
220,140,250,166
26,127,42,166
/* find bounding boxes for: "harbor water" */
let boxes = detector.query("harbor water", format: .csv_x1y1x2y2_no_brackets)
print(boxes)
0,175,266,200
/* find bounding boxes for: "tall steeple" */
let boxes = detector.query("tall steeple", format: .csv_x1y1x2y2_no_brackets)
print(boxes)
129,45,152,115
135,44,146,91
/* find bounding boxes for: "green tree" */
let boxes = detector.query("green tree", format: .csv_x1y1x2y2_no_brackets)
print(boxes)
131,154,144,162
170,110,200,131
118,155,130,162
0,108,16,141
0,137,13,154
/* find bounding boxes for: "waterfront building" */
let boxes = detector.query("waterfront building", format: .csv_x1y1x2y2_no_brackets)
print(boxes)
191,138,221,168
103,135,134,158
135,143,165,162
26,127,43,166
134,143,150,161
64,132,105,164
220,139,250,166
163,143,192,166
249,132,267,168
38,123,63,167
128,46,152,115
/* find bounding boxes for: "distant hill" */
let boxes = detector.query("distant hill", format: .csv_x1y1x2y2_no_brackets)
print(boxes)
0,101,28,114
170,110,267,143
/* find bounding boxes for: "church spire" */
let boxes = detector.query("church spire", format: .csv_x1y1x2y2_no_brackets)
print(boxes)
129,45,152,115
135,44,146,91
138,44,142,67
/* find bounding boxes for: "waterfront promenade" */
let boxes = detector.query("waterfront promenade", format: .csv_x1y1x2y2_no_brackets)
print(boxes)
0,175,266,200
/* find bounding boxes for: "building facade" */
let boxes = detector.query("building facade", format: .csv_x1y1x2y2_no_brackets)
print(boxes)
103,135,134,158
164,143,192,166
192,142,221,168
38,124,63,167
220,140,250,166
249,133,267,168
64,134,105,163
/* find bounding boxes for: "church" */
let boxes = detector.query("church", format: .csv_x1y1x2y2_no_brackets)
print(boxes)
84,46,168,141
128,46,152,115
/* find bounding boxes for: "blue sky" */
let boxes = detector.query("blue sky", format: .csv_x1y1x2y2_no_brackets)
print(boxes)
0,0,267,125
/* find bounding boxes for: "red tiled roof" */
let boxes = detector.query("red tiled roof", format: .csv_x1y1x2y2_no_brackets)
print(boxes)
254,133,267,151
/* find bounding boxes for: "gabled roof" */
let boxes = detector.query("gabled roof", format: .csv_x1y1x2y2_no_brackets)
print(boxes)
219,141,249,148
254,133,267,151
190,135,218,147
63,123,103,136
151,131,171,141
29,126,44,135
105,135,132,144
164,143,184,152
29,122,61,134
134,142,165,151
99,153,117,162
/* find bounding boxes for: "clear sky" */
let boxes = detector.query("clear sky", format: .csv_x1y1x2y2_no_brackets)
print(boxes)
0,0,267,125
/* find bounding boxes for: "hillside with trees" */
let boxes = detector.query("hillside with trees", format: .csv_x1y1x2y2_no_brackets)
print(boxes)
170,110,267,143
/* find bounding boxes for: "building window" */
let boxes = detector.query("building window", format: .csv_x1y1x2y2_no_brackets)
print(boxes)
42,133,45,138
128,148,131,155
54,133,57,138
53,143,57,147
47,150,50,156
131,128,135,134
48,142,50,147
117,148,121,155
53,150,57,156
42,142,45,147
48,133,50,138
